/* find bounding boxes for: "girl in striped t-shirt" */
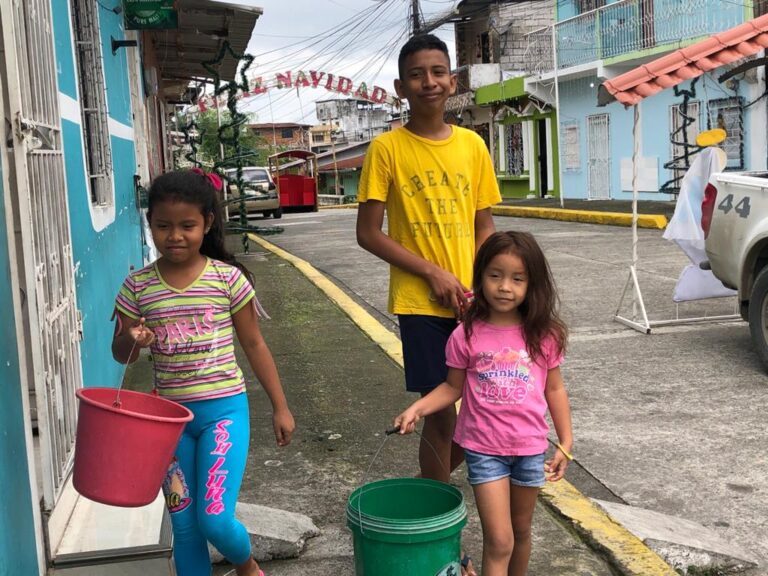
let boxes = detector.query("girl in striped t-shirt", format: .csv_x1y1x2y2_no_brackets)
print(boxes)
113,169,294,576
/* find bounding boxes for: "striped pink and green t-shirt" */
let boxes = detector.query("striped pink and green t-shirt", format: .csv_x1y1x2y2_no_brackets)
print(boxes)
115,258,255,402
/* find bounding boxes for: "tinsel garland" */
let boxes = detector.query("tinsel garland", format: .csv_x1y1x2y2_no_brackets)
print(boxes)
180,41,284,253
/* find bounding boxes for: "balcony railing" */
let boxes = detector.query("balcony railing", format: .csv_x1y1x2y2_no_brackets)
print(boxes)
524,0,748,75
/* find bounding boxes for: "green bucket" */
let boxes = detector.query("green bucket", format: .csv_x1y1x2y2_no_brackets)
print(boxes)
346,478,467,576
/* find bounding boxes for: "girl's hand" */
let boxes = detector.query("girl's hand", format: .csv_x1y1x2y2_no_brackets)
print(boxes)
393,406,421,435
544,452,569,482
128,318,155,348
273,407,295,447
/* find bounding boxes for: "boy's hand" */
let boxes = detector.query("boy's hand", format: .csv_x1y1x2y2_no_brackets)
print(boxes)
393,406,421,435
273,407,295,447
427,267,469,316
544,453,569,482
128,318,155,348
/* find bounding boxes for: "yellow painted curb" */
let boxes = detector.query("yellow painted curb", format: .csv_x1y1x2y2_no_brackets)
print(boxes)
319,203,358,210
317,203,668,229
248,233,403,368
541,480,678,575
248,232,676,576
492,205,668,229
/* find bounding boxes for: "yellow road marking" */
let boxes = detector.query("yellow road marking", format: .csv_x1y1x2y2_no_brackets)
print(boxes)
492,206,668,229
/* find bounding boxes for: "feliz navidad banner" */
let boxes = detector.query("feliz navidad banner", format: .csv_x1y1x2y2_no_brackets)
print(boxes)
195,69,395,112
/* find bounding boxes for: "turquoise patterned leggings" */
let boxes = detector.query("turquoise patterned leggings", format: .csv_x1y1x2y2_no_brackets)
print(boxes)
163,392,252,576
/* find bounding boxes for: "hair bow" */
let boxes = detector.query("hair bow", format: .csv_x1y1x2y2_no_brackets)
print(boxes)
190,167,223,192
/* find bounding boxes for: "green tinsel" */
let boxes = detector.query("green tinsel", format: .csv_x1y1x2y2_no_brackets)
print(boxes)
188,41,284,251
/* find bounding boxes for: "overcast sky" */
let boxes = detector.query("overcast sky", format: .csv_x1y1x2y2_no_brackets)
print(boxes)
227,0,459,124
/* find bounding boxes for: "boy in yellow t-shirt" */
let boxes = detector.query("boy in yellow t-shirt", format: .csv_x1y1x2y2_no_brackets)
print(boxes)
356,35,501,570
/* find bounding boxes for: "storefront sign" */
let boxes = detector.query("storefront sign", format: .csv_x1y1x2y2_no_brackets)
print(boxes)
123,0,178,30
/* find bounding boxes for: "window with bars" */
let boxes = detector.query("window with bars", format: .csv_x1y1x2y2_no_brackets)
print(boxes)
71,0,113,206
505,123,524,176
669,101,700,181
708,97,744,170
562,123,580,171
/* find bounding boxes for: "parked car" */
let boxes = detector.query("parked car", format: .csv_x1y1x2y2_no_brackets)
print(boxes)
703,170,768,369
224,167,282,219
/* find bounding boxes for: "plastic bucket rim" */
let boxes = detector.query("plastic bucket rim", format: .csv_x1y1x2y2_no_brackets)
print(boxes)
76,387,193,423
348,503,467,527
347,504,468,524
348,478,465,511
347,477,467,533
346,506,467,534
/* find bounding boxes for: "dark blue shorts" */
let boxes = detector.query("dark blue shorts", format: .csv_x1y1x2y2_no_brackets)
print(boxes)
398,314,458,393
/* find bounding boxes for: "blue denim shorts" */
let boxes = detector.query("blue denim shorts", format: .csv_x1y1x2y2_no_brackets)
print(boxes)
464,449,547,487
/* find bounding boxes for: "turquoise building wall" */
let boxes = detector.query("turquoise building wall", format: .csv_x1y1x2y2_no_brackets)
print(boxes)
559,74,753,200
0,3,147,571
52,2,144,389
0,166,39,576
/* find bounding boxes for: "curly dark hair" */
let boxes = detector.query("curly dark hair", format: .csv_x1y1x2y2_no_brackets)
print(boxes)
146,170,253,283
463,231,567,363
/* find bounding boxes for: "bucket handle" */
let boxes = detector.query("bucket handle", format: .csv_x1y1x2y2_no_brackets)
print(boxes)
112,335,158,408
355,426,450,534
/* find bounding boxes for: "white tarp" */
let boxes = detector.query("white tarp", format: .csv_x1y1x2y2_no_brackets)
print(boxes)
662,147,737,302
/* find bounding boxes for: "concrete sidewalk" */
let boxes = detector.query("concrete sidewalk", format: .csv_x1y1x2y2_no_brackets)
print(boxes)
208,237,679,576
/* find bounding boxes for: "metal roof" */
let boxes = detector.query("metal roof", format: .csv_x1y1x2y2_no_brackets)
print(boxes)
153,0,262,100
269,149,317,161
598,13,768,107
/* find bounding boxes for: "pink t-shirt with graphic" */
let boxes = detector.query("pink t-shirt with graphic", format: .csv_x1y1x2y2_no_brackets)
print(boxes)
447,320,562,456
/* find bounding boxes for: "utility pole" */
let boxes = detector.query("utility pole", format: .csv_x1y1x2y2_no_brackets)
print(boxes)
411,0,421,34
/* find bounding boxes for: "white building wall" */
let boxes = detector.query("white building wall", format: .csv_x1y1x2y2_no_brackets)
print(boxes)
315,99,388,143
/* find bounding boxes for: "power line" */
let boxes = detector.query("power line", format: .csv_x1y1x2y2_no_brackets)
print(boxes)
244,0,409,122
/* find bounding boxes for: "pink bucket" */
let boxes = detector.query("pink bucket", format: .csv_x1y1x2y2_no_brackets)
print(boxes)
73,388,193,507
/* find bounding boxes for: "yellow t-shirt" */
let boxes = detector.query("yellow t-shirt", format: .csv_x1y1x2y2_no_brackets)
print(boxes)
358,126,501,318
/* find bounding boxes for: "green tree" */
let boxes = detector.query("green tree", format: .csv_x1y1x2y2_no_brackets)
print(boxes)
177,110,268,168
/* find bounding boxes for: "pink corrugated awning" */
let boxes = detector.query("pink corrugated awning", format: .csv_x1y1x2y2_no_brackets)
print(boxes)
598,13,768,107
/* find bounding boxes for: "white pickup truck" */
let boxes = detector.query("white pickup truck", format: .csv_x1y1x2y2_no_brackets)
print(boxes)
703,171,768,368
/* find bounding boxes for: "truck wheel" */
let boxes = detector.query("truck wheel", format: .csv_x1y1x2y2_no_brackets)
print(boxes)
748,266,768,371
272,207,283,219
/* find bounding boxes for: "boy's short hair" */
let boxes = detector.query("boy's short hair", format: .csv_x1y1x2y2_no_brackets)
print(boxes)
398,34,451,79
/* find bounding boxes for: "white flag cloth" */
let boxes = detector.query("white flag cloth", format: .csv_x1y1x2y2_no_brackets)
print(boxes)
662,147,736,301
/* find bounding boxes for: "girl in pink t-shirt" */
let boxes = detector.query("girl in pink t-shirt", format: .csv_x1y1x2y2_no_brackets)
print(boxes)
394,230,573,576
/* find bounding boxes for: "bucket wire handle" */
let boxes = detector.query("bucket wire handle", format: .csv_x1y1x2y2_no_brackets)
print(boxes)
113,332,145,408
113,317,164,407
356,425,451,534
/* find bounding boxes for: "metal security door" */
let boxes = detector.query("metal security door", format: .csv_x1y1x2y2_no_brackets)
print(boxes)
1,0,82,510
587,114,611,199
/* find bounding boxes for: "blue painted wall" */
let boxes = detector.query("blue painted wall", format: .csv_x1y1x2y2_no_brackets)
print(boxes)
557,0,578,21
559,74,750,200
52,2,144,389
557,0,747,67
0,166,39,575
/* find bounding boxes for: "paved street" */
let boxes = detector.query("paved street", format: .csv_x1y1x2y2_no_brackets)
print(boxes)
249,208,767,574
